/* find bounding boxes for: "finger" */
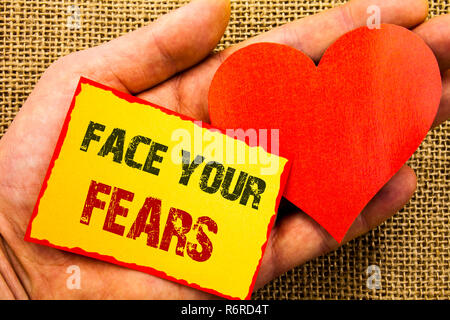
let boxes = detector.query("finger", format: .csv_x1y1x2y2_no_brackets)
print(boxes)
87,0,230,94
0,237,29,299
433,70,450,128
414,14,450,72
255,165,417,289
413,14,450,127
246,0,428,61
138,0,428,120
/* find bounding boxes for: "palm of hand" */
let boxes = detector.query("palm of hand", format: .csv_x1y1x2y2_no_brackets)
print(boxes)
0,0,448,299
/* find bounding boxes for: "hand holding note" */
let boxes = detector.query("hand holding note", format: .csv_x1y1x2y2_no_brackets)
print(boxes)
0,0,449,299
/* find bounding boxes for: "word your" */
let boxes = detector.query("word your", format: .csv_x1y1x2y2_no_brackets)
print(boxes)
81,180,218,262
179,150,266,210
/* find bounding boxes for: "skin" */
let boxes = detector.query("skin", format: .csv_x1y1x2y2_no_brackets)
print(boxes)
0,0,448,299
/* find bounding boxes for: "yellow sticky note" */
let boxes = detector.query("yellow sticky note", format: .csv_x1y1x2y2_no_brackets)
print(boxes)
25,77,289,299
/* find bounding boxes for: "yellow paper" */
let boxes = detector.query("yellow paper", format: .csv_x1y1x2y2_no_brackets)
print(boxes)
26,78,289,299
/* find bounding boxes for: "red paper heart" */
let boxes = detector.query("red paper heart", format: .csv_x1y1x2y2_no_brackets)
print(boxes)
208,24,442,242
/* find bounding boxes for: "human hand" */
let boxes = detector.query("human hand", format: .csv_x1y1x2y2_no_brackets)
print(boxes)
0,0,448,299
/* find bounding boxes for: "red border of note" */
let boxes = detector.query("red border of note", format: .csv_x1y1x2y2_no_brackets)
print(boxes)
24,77,290,300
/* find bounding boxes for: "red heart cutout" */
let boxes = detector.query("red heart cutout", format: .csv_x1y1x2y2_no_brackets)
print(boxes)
208,24,442,242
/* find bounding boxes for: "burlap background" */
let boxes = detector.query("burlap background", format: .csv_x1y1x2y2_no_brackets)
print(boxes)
0,0,448,299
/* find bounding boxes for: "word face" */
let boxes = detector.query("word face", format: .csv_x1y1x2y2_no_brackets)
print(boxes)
81,121,168,176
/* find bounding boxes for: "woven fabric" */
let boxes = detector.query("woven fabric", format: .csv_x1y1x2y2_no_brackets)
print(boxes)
1,0,448,299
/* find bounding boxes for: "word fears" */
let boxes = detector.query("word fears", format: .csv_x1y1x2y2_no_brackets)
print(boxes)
81,180,218,262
